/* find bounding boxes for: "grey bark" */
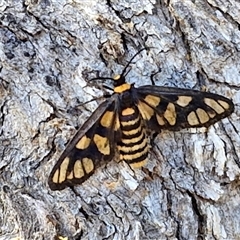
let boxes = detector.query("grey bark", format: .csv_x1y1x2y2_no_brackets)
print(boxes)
0,0,239,239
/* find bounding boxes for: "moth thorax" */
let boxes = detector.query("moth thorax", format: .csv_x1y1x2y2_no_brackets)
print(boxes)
120,91,134,107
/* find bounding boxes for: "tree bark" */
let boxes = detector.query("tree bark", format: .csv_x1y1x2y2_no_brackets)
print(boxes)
0,0,239,239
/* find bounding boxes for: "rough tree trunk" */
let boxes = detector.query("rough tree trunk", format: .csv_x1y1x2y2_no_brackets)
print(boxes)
0,0,239,239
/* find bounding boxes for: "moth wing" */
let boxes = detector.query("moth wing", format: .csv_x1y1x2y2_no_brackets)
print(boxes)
48,98,120,190
136,85,234,131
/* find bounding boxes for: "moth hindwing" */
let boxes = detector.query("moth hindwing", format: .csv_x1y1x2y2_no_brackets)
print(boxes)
48,49,234,190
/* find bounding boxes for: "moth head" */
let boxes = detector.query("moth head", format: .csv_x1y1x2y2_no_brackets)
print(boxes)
113,74,121,80
112,74,126,87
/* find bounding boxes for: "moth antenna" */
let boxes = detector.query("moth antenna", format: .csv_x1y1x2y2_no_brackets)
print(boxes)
120,47,152,78
89,77,114,82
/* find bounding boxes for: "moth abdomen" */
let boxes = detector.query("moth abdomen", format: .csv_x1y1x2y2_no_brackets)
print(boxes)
118,106,149,168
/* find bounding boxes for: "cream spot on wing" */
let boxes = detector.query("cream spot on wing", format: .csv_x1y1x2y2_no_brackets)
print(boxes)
187,111,199,126
82,157,94,174
208,111,216,118
164,103,176,125
52,169,59,183
76,135,91,150
217,100,230,110
93,134,110,155
144,95,161,107
67,171,73,179
196,108,210,124
176,96,192,107
74,160,84,178
156,114,165,126
138,101,154,120
204,98,224,114
59,157,70,183
114,114,120,131
100,111,114,128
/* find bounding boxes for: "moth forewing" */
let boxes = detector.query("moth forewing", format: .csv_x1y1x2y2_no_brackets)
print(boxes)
136,85,234,131
48,97,118,190
53,99,114,162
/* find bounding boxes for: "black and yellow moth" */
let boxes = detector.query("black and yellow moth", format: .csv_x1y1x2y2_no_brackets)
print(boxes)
48,49,234,190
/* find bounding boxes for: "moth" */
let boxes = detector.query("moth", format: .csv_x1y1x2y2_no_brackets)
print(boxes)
48,49,234,190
